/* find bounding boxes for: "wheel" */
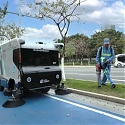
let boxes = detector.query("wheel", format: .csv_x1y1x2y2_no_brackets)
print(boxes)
3,88,12,96
0,85,4,91
117,63,122,68
41,87,50,94
0,86,4,91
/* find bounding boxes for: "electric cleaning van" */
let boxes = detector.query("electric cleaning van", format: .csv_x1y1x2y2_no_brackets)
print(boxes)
0,38,64,97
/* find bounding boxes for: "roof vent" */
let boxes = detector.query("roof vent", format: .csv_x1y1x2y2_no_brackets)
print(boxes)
18,39,25,44
36,42,43,44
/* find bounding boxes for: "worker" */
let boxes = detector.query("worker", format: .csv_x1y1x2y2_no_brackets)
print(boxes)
96,38,116,88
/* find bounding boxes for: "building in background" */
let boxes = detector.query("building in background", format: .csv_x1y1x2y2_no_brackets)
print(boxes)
101,25,115,31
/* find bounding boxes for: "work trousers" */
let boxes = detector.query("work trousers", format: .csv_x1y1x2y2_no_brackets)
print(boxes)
101,65,114,85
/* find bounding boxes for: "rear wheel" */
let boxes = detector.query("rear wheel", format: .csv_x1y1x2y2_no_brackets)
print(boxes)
0,85,4,91
3,88,12,96
41,87,50,94
0,82,4,91
117,63,122,68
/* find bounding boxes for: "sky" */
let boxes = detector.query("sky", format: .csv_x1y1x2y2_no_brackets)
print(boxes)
0,0,125,42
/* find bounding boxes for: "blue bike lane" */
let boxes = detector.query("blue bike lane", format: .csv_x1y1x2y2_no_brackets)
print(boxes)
0,91,125,125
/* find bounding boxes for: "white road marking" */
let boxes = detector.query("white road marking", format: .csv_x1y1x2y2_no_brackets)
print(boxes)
65,69,124,73
67,78,125,83
66,73,125,79
66,73,96,76
112,79,125,82
46,94,125,122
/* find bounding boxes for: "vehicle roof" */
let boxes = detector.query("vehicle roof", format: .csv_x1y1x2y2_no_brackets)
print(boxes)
21,42,58,51
0,38,62,51
115,54,125,57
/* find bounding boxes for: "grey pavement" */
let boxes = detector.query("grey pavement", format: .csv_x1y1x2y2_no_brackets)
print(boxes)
49,89,125,116
67,87,125,105
51,85,125,105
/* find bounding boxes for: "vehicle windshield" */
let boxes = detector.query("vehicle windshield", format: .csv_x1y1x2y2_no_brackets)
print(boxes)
21,48,59,66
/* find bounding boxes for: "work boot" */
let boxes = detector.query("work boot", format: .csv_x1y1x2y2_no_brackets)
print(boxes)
98,86,101,87
101,83,107,86
112,84,116,88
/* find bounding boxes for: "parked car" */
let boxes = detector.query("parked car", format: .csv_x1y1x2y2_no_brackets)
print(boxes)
114,54,125,68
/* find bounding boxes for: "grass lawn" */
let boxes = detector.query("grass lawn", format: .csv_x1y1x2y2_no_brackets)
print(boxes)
64,79,125,99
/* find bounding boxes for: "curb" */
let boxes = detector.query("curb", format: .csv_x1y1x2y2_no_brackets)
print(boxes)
60,65,114,68
67,88,125,105
64,66,95,67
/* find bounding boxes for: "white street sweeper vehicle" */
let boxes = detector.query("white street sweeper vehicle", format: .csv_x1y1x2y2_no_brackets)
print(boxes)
0,38,69,102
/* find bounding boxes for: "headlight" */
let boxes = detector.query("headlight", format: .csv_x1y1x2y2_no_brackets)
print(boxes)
27,77,31,82
56,74,59,79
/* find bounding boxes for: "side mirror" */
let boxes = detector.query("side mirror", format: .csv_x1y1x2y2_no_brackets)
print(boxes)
54,43,64,48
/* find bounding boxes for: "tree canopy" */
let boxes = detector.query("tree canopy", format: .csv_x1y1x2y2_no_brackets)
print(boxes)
19,0,86,57
90,29,124,56
0,1,8,19
58,29,124,62
0,22,25,42
0,1,25,42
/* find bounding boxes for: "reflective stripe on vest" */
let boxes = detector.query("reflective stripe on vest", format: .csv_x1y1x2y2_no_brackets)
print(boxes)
101,53,111,56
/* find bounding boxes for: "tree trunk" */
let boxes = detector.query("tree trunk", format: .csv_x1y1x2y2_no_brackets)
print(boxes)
61,55,66,81
61,41,66,81
81,58,83,65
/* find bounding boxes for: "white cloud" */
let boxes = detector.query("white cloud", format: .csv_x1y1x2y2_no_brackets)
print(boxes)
93,29,101,33
17,0,124,26
17,0,124,29
79,0,124,29
21,24,62,42
17,0,124,40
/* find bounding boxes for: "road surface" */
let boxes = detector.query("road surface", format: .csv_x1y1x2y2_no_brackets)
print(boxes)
64,66,125,84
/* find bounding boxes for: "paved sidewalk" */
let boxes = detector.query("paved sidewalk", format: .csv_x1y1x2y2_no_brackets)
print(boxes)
49,89,125,116
67,88,125,105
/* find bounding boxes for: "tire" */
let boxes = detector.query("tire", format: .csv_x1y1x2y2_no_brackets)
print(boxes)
41,87,50,94
0,85,4,91
3,88,12,96
117,63,122,68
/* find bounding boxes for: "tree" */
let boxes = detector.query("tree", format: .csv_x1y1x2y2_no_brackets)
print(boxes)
65,40,75,62
0,1,8,41
19,0,86,81
0,1,8,19
0,1,25,42
66,34,89,65
0,22,25,42
90,29,124,57
75,34,89,65
58,33,90,65
119,35,125,54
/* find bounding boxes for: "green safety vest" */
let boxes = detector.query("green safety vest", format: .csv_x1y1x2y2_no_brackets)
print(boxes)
100,46,111,63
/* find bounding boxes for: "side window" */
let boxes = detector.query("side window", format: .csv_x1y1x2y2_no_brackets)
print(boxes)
118,56,125,63
123,56,125,63
13,49,19,68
